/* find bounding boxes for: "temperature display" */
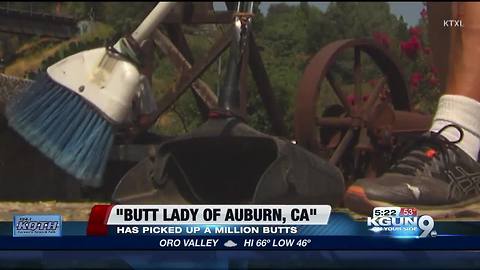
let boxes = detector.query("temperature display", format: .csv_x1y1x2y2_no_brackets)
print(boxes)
400,207,417,217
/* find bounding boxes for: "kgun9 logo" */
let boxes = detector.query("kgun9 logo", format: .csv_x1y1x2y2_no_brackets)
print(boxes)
367,207,435,238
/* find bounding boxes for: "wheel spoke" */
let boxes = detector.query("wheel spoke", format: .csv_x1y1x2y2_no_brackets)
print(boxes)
363,77,386,115
353,47,362,108
326,72,353,115
329,128,354,166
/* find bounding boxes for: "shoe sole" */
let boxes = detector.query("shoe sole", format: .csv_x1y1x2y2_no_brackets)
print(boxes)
345,185,480,220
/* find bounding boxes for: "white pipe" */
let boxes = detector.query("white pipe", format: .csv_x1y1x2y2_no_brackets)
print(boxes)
131,2,176,43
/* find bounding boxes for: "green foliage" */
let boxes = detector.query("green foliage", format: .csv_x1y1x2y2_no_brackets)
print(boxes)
306,2,405,53
39,23,114,72
101,2,157,34
250,4,312,135
262,3,308,58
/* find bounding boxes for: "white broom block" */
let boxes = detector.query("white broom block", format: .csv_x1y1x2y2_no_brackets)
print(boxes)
47,2,177,124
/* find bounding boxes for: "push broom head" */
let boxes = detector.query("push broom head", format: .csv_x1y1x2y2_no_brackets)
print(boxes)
6,2,177,187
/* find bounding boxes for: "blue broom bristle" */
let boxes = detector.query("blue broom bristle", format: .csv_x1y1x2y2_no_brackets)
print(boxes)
6,73,114,187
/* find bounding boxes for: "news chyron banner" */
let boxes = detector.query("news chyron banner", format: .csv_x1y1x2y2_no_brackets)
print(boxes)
80,204,439,250
11,204,480,250
87,205,329,249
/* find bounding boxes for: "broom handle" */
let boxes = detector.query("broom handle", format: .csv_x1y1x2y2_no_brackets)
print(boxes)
131,2,177,43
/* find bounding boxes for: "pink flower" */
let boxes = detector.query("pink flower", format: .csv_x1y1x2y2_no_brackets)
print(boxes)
362,94,370,102
423,47,432,55
372,32,391,49
431,65,438,75
400,36,422,59
409,26,422,37
428,75,439,87
420,7,428,19
347,94,355,106
346,94,371,105
409,72,423,89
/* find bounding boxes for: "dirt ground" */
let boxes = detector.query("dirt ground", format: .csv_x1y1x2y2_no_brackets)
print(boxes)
0,201,103,221
0,201,363,221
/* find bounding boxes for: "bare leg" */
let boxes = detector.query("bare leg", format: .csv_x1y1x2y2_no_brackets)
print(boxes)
428,2,480,160
427,2,451,92
446,2,480,101
428,2,480,100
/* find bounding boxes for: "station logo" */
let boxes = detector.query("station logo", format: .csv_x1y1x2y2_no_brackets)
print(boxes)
13,215,62,237
444,10,464,28
443,19,463,28
367,207,435,238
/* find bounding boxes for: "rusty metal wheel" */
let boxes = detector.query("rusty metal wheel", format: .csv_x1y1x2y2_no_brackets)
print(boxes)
294,38,431,184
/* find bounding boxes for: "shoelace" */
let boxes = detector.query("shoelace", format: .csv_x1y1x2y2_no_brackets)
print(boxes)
389,124,464,175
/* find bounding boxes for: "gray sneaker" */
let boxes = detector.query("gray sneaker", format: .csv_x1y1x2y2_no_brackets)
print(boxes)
344,125,480,218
